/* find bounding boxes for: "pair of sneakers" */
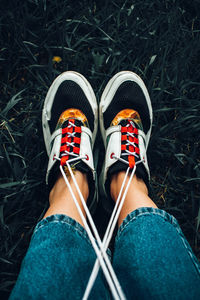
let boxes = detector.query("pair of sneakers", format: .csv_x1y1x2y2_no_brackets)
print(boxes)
42,71,152,213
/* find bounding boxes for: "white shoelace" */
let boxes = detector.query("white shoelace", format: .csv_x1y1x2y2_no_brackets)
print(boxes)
83,120,144,299
55,120,143,300
54,121,125,300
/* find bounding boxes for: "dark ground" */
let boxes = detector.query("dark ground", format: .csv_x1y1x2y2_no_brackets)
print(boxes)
0,0,200,298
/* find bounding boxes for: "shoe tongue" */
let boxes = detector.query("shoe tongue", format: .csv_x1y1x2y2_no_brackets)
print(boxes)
56,108,89,130
111,109,143,131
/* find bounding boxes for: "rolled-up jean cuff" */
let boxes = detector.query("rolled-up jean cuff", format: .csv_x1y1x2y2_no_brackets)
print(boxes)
116,207,200,274
33,214,112,258
34,214,91,246
10,214,111,299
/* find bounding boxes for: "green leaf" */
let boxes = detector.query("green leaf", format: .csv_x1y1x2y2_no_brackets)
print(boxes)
2,90,26,116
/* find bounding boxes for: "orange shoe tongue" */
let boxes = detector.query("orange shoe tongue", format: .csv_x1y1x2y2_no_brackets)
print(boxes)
111,109,143,130
56,108,89,130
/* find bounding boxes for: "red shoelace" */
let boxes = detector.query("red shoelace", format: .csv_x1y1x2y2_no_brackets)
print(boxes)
59,119,82,166
121,120,140,168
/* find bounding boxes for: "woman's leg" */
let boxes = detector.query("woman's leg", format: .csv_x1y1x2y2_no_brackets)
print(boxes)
9,172,108,300
111,172,200,299
98,70,200,299
10,71,110,300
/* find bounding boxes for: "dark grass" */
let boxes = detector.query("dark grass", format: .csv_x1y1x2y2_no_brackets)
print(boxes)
1,0,200,297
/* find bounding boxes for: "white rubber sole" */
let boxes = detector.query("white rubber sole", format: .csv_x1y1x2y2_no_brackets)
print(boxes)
42,71,98,156
99,71,153,147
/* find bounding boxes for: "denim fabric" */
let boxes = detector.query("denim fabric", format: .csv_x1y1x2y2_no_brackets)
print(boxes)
10,208,200,300
113,207,200,300
9,214,109,300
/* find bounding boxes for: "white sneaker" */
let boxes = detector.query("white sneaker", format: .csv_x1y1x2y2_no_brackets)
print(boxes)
42,71,98,213
99,71,153,212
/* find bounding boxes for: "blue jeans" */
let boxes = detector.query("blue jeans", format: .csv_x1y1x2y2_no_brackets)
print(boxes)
9,208,200,299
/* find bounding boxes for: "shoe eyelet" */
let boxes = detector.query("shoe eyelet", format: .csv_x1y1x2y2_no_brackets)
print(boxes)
110,153,115,159
53,154,56,161
85,154,89,161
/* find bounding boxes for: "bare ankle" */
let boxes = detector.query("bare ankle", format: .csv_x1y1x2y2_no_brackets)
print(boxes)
49,171,89,205
44,171,89,225
110,171,157,226
110,172,148,202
